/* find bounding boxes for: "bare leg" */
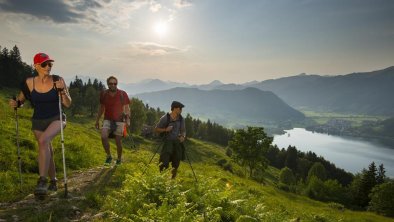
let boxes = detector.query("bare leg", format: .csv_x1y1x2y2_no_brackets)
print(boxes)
33,120,62,178
115,135,122,160
101,128,111,156
48,142,56,180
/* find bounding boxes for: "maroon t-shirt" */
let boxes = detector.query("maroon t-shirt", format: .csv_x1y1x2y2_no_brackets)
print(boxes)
100,90,130,121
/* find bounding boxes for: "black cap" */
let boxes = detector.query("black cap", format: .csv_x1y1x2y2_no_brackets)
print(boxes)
171,101,184,109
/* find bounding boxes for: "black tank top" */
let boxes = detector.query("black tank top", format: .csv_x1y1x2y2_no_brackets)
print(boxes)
31,77,60,119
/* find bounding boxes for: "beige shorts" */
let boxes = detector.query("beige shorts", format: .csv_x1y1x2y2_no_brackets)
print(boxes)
102,120,125,136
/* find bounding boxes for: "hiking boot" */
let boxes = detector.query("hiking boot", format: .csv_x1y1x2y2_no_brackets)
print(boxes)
34,177,48,196
48,178,58,191
116,159,122,165
104,156,112,166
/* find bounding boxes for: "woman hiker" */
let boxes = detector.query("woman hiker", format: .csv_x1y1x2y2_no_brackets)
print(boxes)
9,52,71,196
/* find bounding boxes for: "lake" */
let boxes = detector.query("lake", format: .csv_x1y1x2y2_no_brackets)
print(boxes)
273,128,394,177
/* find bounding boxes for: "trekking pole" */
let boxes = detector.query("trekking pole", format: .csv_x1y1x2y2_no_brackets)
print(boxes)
13,96,22,191
126,127,136,149
142,141,163,175
183,143,198,183
55,79,68,198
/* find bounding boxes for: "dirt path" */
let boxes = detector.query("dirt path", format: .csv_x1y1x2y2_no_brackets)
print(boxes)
0,166,116,221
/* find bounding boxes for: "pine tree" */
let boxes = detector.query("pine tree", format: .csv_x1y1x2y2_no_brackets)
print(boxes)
355,162,378,208
376,164,386,185
285,146,298,171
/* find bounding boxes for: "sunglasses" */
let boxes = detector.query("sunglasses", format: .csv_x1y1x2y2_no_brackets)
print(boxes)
40,61,53,68
108,82,117,86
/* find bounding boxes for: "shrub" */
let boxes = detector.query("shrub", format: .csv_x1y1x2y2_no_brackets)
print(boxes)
368,182,394,217
279,167,296,185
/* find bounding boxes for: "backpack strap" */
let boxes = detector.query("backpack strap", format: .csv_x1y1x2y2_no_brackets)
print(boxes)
52,74,60,81
165,113,183,130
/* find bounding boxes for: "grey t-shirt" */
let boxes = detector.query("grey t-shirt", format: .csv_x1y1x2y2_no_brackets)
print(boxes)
156,113,186,140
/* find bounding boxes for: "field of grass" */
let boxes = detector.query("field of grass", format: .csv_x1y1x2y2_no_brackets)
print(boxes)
0,90,393,221
301,109,387,126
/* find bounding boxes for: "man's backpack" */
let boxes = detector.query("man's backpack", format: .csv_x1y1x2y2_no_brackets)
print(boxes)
159,113,183,138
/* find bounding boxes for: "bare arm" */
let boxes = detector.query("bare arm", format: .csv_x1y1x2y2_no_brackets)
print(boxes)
123,104,130,126
95,104,105,129
55,77,72,108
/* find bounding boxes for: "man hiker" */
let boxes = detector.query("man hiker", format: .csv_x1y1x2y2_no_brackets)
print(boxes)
95,76,130,165
154,101,186,179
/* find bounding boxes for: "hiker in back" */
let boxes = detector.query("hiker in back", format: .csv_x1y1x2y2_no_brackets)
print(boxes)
9,52,72,196
154,101,186,179
95,76,130,166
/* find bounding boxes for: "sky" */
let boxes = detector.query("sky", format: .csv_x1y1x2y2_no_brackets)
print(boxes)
0,0,393,84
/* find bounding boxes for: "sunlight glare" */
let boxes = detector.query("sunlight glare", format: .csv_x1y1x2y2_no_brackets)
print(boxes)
154,21,168,37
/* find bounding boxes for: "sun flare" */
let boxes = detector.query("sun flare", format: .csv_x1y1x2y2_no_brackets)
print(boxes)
154,21,168,37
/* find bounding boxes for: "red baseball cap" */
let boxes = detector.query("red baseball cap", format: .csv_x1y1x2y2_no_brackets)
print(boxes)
33,52,54,64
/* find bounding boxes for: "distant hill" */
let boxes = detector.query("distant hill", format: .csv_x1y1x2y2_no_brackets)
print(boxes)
121,79,189,95
249,66,394,116
135,87,305,126
192,80,224,90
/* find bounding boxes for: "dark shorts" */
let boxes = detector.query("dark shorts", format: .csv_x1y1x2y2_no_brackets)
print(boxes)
159,140,183,170
32,114,66,132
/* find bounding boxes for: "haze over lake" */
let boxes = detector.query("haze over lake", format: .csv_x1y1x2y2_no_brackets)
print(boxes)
273,128,394,177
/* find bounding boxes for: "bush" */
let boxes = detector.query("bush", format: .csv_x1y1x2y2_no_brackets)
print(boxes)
224,163,233,173
368,182,394,217
279,167,296,185
217,158,227,167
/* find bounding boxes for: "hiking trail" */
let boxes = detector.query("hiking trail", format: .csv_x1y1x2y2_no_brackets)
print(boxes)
0,166,116,221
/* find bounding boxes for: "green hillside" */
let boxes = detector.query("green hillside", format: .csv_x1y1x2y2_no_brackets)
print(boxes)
0,90,392,221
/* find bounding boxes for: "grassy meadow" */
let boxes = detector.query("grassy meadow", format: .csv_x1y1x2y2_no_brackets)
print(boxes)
301,109,387,127
0,89,393,221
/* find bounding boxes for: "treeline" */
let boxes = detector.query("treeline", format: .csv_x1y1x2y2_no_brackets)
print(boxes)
68,76,106,117
271,145,390,211
0,45,34,89
267,145,353,186
226,126,393,217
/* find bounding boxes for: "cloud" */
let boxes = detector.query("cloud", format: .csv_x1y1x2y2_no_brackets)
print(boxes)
0,0,191,33
149,0,161,12
174,0,192,8
126,42,186,56
0,0,148,24
0,0,84,23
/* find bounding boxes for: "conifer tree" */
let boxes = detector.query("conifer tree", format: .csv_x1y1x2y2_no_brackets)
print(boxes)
376,164,386,185
285,146,298,171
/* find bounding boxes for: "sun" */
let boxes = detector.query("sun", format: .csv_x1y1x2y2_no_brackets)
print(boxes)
154,21,168,37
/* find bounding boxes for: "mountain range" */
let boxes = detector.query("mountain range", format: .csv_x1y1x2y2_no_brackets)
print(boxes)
136,87,305,127
127,66,394,117
248,66,394,116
